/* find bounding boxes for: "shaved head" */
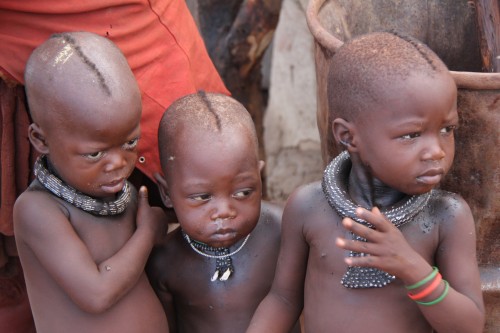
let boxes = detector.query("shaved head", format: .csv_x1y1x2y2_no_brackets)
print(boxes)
158,91,258,172
25,31,140,130
327,31,450,122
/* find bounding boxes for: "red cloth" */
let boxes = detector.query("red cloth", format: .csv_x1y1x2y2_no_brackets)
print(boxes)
0,79,36,237
0,0,229,236
0,256,36,333
0,2,228,331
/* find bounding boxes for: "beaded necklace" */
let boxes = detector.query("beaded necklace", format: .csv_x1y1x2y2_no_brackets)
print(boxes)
322,151,432,288
34,155,131,216
182,231,251,282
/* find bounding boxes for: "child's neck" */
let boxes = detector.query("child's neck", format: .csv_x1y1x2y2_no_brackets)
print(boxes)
348,164,407,209
34,155,131,216
322,150,433,288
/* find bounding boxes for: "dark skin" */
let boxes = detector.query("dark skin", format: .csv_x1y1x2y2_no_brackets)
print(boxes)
148,122,301,333
14,32,168,333
16,184,167,333
148,202,291,333
247,71,484,332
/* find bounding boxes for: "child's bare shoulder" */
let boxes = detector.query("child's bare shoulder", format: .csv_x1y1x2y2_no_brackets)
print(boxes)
14,183,69,232
259,201,283,225
423,189,476,243
427,189,473,225
246,201,283,245
147,228,183,284
284,180,326,215
150,227,182,258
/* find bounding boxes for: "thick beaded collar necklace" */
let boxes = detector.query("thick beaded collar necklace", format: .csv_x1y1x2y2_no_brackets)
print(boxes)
322,151,432,288
34,155,131,216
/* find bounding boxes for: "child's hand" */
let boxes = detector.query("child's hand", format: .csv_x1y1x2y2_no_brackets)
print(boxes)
335,207,421,278
136,186,168,245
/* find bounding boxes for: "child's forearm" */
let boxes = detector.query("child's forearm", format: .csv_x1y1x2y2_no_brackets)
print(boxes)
401,263,484,333
80,225,156,313
70,187,164,313
247,294,302,333
418,286,484,333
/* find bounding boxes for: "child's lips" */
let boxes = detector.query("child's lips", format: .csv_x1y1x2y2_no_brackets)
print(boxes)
101,178,125,193
416,169,444,185
213,230,237,242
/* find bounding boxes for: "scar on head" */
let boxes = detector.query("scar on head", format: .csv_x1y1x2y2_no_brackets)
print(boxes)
51,33,111,96
388,30,437,71
199,90,222,130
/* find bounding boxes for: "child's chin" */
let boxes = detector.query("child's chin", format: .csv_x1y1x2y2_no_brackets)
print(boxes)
210,237,238,249
404,184,435,196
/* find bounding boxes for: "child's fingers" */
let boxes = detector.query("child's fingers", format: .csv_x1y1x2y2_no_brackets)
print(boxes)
341,217,379,241
136,186,152,227
343,253,379,268
137,186,150,206
139,185,148,198
336,235,378,256
336,237,378,266
354,207,392,232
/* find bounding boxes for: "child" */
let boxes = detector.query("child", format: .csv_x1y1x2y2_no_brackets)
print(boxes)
247,32,485,333
147,91,300,333
14,32,168,333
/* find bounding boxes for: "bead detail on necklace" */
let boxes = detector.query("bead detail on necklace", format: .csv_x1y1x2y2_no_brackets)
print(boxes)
322,151,432,288
182,231,250,282
34,155,131,216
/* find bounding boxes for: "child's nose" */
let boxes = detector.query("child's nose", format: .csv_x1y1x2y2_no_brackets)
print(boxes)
104,152,128,172
422,137,446,161
210,198,237,221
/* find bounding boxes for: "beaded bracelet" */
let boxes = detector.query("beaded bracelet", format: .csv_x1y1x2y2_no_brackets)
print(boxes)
416,280,450,306
405,266,439,290
408,273,442,301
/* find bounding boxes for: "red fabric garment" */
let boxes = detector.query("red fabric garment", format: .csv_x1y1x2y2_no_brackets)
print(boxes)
0,0,229,236
0,78,36,237
0,2,228,331
0,80,36,333
0,256,36,333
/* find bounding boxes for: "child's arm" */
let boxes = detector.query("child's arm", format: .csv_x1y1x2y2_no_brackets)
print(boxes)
14,186,165,313
336,194,485,333
247,186,310,333
146,248,177,333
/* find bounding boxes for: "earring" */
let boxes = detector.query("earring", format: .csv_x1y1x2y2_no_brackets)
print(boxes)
339,139,350,147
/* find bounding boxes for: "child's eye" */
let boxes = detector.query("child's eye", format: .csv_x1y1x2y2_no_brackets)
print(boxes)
233,189,253,198
189,193,212,202
83,151,105,161
122,137,139,150
440,125,457,135
400,132,420,140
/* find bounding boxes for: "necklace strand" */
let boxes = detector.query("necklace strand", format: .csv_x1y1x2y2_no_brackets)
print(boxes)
183,232,251,259
182,231,251,282
34,155,131,216
322,151,432,288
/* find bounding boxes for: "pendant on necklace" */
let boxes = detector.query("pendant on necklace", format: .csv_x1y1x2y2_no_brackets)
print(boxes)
182,231,250,282
211,268,232,282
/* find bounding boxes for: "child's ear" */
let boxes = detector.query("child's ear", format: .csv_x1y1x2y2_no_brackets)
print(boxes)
28,123,49,154
154,172,173,208
258,160,265,174
332,118,357,151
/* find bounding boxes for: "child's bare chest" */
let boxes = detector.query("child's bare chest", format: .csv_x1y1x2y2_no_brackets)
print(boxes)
306,203,439,273
302,213,437,333
66,204,136,262
166,232,278,315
